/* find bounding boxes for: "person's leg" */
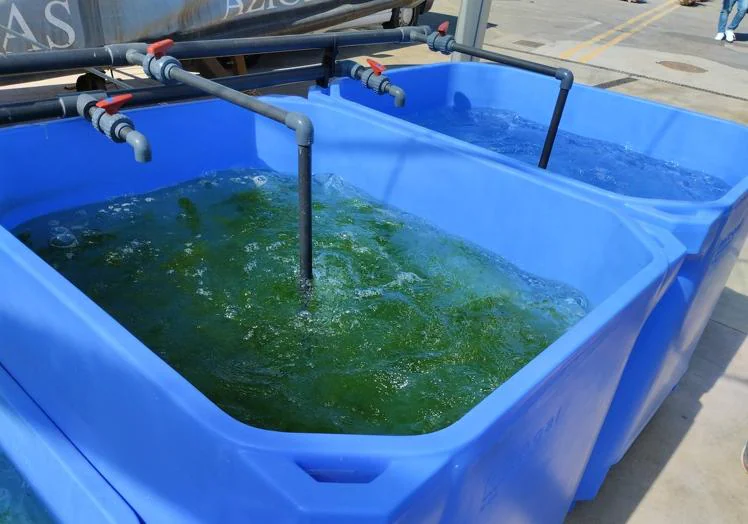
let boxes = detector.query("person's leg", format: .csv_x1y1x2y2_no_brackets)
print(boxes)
727,0,748,31
718,0,737,37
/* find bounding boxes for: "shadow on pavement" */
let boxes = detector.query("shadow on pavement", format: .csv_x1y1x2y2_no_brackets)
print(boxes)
567,286,748,523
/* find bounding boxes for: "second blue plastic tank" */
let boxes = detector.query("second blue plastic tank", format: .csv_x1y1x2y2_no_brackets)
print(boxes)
309,61,748,498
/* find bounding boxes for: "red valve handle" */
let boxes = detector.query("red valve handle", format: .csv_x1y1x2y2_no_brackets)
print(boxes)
95,93,133,115
438,21,449,36
147,38,174,58
366,58,385,76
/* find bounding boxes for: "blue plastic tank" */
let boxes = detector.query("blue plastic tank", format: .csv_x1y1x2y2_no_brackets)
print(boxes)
0,96,681,522
309,61,748,498
0,366,138,523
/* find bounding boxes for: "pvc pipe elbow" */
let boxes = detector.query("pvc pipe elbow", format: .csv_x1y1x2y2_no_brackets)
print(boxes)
387,85,406,108
123,128,152,163
556,68,574,91
285,112,314,146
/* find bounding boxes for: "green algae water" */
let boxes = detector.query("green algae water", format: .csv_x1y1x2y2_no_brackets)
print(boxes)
14,170,588,435
0,451,53,524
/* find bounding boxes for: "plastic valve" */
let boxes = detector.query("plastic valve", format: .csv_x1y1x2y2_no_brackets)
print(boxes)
366,58,386,76
96,94,133,115
438,21,449,36
147,39,175,58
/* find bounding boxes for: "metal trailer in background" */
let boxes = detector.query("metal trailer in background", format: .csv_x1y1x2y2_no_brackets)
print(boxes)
0,0,434,53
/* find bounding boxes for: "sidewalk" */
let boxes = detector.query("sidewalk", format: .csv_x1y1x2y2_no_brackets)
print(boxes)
570,242,748,523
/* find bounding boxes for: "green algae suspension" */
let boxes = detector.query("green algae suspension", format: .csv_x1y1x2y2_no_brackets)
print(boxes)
15,170,588,435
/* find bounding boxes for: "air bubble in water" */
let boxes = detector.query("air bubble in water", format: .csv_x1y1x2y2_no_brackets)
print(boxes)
224,305,239,320
81,228,105,244
49,227,78,249
252,175,268,187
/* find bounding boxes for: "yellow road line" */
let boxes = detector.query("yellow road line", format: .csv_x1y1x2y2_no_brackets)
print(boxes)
558,0,677,60
578,4,680,63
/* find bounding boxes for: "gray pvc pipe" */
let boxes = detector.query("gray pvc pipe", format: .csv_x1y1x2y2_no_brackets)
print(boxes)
0,65,327,126
0,26,431,76
298,144,313,286
386,85,406,108
120,127,152,163
166,66,288,126
152,26,431,60
337,60,407,108
75,93,152,164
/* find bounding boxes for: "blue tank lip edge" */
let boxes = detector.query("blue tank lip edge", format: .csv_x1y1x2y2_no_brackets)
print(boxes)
316,62,748,213
0,363,139,524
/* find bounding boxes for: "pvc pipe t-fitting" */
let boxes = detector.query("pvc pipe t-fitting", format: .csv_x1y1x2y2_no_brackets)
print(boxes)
143,54,181,84
426,32,455,55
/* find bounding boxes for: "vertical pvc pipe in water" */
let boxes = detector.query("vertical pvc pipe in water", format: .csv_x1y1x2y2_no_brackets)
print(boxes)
298,144,313,291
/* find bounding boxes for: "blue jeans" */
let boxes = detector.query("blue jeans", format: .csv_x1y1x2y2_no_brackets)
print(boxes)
719,0,748,32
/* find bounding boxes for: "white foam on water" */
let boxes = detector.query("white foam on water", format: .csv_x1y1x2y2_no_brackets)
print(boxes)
408,107,732,202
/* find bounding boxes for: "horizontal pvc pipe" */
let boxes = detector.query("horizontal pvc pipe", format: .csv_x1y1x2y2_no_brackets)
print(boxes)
0,49,113,77
0,65,326,125
0,27,429,76
166,66,289,125
0,98,64,125
450,42,559,78
168,27,428,60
